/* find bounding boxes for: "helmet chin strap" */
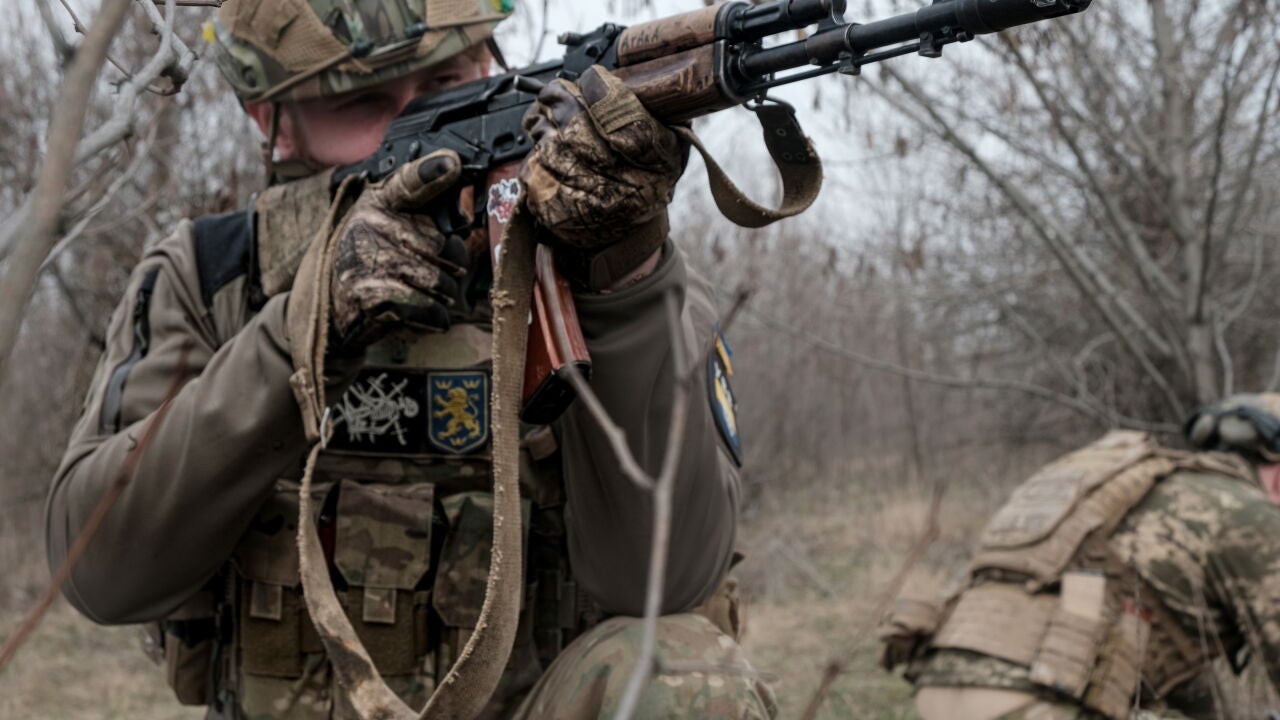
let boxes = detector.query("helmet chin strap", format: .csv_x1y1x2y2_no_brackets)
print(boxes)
261,101,280,186
260,102,329,186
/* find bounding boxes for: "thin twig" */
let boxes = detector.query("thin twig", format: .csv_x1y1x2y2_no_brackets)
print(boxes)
0,0,196,380
35,0,75,63
0,345,191,672
746,306,1178,434
876,65,1188,422
546,278,750,720
41,112,163,272
797,467,947,720
769,539,836,598
613,291,690,720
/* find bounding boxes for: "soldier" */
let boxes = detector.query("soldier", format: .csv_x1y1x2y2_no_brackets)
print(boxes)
878,394,1280,719
44,1,771,718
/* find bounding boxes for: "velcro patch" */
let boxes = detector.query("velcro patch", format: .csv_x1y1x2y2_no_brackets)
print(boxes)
327,367,490,456
427,370,490,455
707,332,742,466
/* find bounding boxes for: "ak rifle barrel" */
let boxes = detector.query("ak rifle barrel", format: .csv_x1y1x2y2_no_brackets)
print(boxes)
738,0,1091,77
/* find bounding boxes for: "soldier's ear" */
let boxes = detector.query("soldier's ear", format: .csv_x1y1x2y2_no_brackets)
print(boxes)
1259,464,1280,507
244,101,299,159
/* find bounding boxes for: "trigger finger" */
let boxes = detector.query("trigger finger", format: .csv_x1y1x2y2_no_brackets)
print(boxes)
537,80,587,129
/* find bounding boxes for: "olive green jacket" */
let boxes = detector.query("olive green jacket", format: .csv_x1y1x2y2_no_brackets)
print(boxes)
46,217,740,625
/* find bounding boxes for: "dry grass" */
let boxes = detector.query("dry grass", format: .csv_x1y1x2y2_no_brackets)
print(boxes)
735,448,1027,720
0,602,201,720
2,443,1276,718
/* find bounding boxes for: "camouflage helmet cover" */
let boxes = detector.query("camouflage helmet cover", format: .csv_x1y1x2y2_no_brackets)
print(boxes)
207,0,514,103
1186,393,1280,463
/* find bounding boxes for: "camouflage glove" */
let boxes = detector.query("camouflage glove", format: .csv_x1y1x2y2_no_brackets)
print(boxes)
329,150,469,349
521,65,685,290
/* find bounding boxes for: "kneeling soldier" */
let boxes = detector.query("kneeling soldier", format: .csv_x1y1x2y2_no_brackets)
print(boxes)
880,394,1280,719
45,1,771,718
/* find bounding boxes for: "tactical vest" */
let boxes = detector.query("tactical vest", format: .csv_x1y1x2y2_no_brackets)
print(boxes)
148,196,600,719
915,431,1255,719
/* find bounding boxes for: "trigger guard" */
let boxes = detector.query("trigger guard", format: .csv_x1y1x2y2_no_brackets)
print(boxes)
426,188,471,237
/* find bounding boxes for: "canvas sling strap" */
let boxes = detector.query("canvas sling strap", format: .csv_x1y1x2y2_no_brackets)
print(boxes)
672,98,824,230
284,172,531,720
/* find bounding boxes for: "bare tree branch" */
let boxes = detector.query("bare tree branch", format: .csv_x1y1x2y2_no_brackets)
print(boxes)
0,0,134,382
35,0,75,64
997,35,1181,308
873,67,1188,420
0,0,196,381
40,112,163,272
747,306,1179,434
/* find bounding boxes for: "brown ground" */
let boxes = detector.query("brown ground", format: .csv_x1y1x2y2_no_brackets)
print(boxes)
2,453,1276,718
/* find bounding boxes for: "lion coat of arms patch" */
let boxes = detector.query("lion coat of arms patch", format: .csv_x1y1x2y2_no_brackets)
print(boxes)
428,371,490,455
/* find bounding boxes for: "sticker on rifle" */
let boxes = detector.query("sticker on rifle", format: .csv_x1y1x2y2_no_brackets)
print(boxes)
707,331,742,466
487,179,522,225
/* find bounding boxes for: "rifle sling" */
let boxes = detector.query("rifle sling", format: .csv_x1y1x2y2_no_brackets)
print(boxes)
287,173,525,719
674,102,823,229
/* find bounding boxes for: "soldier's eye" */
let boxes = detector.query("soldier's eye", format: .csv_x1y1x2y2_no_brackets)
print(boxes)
423,73,462,92
334,93,398,119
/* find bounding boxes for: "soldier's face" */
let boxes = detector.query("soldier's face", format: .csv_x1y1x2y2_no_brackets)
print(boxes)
1260,463,1280,506
247,48,490,167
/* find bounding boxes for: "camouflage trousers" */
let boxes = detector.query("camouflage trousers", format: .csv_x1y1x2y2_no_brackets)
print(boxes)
511,614,776,720
914,687,1192,720
217,613,774,720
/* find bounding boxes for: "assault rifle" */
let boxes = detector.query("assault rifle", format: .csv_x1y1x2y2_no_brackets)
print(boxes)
332,0,1091,424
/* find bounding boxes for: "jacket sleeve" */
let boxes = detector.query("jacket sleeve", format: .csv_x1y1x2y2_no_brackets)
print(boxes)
554,242,740,617
45,223,310,624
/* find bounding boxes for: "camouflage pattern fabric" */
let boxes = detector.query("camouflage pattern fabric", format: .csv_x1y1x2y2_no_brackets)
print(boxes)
520,67,684,288
511,614,776,720
328,151,470,348
909,467,1280,718
1110,471,1280,692
209,0,511,103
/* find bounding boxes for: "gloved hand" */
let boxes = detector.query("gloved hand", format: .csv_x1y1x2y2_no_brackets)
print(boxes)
329,150,470,349
520,66,685,290
875,597,942,672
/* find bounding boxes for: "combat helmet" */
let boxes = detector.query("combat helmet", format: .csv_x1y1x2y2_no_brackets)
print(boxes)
206,0,515,104
1185,393,1280,463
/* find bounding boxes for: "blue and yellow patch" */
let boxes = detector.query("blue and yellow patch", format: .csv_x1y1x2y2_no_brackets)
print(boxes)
706,332,742,466
428,371,490,455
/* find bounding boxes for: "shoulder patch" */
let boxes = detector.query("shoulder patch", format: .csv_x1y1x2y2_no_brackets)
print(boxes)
706,331,742,466
193,210,253,308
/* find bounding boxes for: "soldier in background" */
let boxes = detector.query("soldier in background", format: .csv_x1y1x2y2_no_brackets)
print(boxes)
44,1,770,718
879,394,1280,719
